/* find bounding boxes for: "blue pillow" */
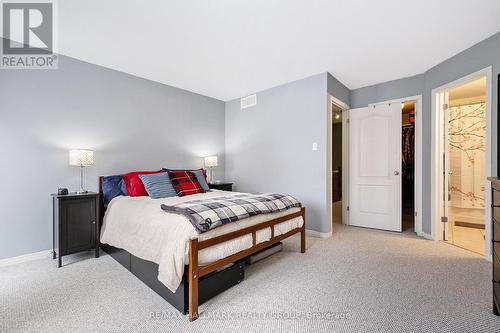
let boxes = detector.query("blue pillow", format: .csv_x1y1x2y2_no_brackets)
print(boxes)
102,175,127,207
139,172,177,199
162,168,210,191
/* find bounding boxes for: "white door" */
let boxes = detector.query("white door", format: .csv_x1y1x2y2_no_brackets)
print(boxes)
349,104,402,232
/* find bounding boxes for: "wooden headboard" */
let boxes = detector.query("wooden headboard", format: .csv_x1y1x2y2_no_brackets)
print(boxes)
98,176,105,226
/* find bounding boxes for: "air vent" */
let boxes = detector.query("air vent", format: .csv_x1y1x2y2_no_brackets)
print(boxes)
240,94,257,109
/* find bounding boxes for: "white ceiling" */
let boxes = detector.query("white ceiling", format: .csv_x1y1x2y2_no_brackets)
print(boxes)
50,1,500,100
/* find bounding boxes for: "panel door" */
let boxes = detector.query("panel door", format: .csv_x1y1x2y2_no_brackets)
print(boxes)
349,104,402,232
60,197,95,255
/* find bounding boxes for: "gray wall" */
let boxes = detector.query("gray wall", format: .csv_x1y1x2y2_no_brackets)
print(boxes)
350,74,424,108
327,73,351,106
350,32,500,235
225,73,332,233
0,53,225,260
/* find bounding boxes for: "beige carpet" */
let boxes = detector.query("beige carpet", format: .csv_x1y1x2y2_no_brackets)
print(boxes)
1,225,499,332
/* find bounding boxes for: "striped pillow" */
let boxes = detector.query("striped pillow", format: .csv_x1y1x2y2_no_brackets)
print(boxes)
139,172,177,199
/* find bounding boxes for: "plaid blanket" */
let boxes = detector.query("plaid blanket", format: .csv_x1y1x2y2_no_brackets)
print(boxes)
160,193,301,233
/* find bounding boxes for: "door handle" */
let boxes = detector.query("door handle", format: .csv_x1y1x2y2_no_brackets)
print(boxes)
394,171,400,176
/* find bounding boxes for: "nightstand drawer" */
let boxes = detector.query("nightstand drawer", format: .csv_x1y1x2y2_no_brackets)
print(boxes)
494,207,500,220
494,218,500,242
494,254,500,282
495,281,500,309
494,189,500,206
495,241,500,261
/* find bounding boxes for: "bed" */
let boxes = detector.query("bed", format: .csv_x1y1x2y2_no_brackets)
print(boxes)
98,177,306,321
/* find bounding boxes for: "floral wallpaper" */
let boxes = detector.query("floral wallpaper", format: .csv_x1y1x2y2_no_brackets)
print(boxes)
448,102,486,209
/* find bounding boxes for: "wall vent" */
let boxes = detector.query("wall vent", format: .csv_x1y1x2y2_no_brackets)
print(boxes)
240,94,257,109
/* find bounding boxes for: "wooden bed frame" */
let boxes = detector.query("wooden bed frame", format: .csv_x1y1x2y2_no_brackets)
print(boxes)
98,176,306,321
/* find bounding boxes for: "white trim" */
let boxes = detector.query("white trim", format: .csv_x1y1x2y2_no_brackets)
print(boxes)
415,96,423,237
0,250,52,267
368,95,423,236
327,95,333,233
330,95,350,111
306,229,332,238
342,109,350,225
430,66,492,260
422,232,433,240
431,91,440,241
328,95,350,232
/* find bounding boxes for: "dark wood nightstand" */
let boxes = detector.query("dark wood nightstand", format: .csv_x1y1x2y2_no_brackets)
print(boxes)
208,183,233,191
51,192,100,267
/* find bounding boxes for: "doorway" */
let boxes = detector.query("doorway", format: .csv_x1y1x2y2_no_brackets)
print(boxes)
332,103,343,225
434,75,489,256
329,95,350,232
346,96,422,234
402,101,416,233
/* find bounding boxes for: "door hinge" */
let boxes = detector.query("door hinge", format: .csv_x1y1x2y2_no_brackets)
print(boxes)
414,211,417,217
443,103,449,111
346,118,350,123
347,205,350,211
441,216,448,223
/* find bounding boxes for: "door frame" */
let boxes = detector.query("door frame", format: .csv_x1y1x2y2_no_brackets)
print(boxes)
431,66,492,260
367,95,423,236
327,95,350,232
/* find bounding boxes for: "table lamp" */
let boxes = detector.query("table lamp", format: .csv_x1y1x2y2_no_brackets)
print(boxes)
69,149,94,194
204,156,218,184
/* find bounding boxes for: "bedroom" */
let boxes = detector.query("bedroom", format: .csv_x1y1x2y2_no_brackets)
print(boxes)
2,1,500,332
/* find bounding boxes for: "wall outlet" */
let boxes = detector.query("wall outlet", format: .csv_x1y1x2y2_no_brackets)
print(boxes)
312,142,318,151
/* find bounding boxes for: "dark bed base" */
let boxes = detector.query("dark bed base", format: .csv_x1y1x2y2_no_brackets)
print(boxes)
101,244,244,314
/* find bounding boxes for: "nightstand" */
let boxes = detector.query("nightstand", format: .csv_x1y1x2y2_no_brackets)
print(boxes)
51,192,100,267
208,183,233,191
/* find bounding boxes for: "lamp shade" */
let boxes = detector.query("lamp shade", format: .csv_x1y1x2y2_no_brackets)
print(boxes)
69,150,94,166
204,156,218,168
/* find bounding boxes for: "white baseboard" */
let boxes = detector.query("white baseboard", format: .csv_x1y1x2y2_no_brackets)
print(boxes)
0,249,52,267
306,229,332,238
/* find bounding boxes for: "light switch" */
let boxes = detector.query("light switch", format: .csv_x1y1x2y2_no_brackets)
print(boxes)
312,142,318,151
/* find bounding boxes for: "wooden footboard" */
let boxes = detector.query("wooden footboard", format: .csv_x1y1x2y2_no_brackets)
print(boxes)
187,207,306,321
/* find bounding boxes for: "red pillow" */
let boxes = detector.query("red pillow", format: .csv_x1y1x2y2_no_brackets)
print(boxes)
167,170,206,197
122,171,161,196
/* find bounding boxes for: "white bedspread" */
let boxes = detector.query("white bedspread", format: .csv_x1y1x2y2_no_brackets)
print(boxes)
100,190,303,292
